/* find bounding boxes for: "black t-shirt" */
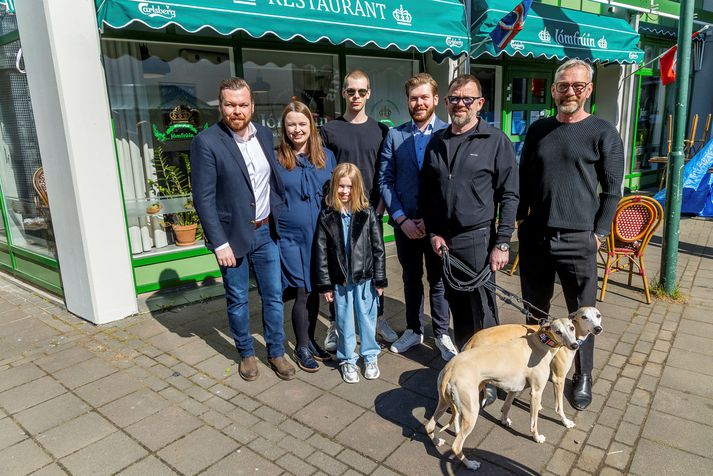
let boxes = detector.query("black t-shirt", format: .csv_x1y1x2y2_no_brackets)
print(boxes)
320,116,389,205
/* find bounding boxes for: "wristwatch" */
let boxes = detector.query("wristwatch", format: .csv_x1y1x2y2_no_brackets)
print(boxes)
495,243,510,252
595,233,607,242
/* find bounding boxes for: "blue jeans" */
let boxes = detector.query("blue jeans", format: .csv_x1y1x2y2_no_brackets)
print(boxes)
334,279,380,365
221,225,285,359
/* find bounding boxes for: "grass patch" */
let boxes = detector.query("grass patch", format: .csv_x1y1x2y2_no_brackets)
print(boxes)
650,279,688,303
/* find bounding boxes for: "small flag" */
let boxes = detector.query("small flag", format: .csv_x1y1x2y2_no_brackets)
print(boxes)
489,0,534,51
659,29,705,86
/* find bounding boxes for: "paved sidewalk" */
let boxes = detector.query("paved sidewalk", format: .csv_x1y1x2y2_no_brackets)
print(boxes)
1,216,712,475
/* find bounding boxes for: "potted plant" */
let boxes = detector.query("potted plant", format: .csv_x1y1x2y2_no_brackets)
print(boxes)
148,147,201,246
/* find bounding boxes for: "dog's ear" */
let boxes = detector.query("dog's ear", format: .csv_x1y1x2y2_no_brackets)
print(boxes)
568,311,578,320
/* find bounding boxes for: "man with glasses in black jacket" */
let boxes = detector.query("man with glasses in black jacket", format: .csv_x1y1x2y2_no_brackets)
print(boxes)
421,74,519,406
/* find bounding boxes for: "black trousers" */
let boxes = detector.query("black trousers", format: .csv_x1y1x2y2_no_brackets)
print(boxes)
393,228,450,338
444,227,499,350
518,223,598,375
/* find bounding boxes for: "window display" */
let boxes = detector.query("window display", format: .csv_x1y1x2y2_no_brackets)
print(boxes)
0,11,56,258
102,40,232,255
243,49,340,146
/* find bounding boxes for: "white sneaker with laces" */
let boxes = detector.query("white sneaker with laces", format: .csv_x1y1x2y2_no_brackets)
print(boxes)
434,334,459,361
364,361,380,380
324,322,338,352
376,317,398,343
341,363,360,383
389,329,423,354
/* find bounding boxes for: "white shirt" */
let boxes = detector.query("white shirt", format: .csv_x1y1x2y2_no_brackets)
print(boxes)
215,123,272,251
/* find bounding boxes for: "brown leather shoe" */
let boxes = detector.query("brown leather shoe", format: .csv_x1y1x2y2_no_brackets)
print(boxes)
268,355,296,380
238,356,259,381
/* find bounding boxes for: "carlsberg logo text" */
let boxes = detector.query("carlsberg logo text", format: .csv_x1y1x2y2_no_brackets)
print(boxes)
138,3,177,19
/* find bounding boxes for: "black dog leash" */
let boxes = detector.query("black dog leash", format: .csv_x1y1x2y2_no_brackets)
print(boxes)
440,247,554,325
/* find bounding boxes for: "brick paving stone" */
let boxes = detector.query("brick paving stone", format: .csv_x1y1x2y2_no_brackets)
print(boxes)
252,405,287,425
256,378,323,415
158,386,189,403
307,433,343,457
230,393,261,412
220,422,257,445
170,361,198,378
620,363,643,380
294,393,364,437
204,395,236,415
336,410,405,461
642,410,713,458
636,374,658,392
546,448,577,476
155,353,179,368
225,405,260,428
0,362,46,392
208,383,237,401
14,392,90,435
28,463,69,476
559,428,588,453
0,439,52,475
125,406,202,451
60,431,147,475
278,418,313,440
629,438,712,475
0,376,66,414
201,409,232,430
586,425,615,450
596,406,624,430
185,384,214,402
252,420,286,443
614,421,640,446
157,426,238,475
99,389,169,427
276,452,317,476
598,365,620,381
672,333,713,357
647,350,667,364
277,434,314,459
169,375,196,392
605,390,629,411
599,466,625,476
117,455,178,475
577,445,606,473
52,357,117,389
201,447,283,476
337,448,378,474
642,362,662,377
604,444,632,470
74,371,144,407
629,388,651,407
668,347,713,376
592,378,613,396
247,436,288,461
37,411,117,458
307,450,349,475
0,417,27,450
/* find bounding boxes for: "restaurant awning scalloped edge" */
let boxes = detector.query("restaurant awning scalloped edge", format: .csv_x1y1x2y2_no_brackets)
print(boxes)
96,0,470,57
471,0,644,64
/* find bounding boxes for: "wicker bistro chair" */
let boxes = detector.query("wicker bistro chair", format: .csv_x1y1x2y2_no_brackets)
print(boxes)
599,196,663,304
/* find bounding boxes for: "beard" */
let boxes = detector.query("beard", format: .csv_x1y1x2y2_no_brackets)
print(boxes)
556,96,584,115
450,108,476,127
409,104,435,123
223,114,251,132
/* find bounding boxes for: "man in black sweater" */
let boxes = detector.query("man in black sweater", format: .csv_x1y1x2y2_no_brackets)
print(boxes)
517,59,624,410
319,69,397,351
421,74,519,406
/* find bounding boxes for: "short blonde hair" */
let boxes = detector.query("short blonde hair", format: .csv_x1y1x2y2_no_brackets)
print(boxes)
555,59,594,82
326,163,369,213
405,73,438,97
342,69,371,90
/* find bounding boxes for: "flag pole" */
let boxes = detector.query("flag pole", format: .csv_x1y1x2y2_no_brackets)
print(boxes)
618,24,709,88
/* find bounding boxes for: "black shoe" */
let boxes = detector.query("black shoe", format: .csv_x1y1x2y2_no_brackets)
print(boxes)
294,347,320,373
482,384,498,408
571,374,592,410
308,340,332,361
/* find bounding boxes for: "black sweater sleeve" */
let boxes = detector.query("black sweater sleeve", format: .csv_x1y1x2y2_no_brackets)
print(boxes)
594,128,625,235
494,133,519,244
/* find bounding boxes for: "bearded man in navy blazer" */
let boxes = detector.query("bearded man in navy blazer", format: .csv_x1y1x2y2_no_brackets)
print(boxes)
191,77,295,382
379,73,457,361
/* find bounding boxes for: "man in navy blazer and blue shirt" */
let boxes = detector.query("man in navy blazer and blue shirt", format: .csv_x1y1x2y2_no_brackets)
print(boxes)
379,73,458,361
191,77,295,382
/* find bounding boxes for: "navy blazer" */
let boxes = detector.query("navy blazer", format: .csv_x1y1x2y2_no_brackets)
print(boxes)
379,116,448,224
190,121,286,259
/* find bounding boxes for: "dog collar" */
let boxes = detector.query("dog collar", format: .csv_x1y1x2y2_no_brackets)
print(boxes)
539,331,561,348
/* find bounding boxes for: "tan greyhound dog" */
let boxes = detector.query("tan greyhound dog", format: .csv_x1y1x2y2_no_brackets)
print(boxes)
462,306,602,429
425,316,579,471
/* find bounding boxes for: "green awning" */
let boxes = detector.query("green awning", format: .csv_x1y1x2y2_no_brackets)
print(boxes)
471,0,643,63
96,0,469,56
0,1,15,13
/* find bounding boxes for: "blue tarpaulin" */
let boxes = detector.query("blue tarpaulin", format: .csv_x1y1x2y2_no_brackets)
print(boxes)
654,137,713,216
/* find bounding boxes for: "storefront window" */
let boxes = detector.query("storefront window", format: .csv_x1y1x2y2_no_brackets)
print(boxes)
0,12,56,258
101,40,232,256
243,49,340,146
345,56,418,127
472,66,498,127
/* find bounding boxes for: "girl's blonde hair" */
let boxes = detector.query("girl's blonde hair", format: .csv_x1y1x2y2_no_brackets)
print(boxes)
326,163,369,213
277,101,327,170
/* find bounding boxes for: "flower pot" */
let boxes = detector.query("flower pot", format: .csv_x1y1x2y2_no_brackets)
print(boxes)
173,223,198,246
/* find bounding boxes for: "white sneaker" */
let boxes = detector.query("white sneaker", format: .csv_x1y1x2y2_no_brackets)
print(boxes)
389,329,423,354
434,334,459,361
376,317,398,343
324,322,338,352
364,361,380,380
341,363,360,383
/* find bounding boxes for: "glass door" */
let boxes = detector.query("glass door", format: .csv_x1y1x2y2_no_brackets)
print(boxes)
504,67,554,162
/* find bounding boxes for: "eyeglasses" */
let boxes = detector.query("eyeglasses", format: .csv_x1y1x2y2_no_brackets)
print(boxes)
445,96,483,106
345,88,368,98
555,82,590,94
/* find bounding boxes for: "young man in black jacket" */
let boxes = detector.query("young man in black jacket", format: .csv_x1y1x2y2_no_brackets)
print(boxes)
421,74,519,406
517,59,624,410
